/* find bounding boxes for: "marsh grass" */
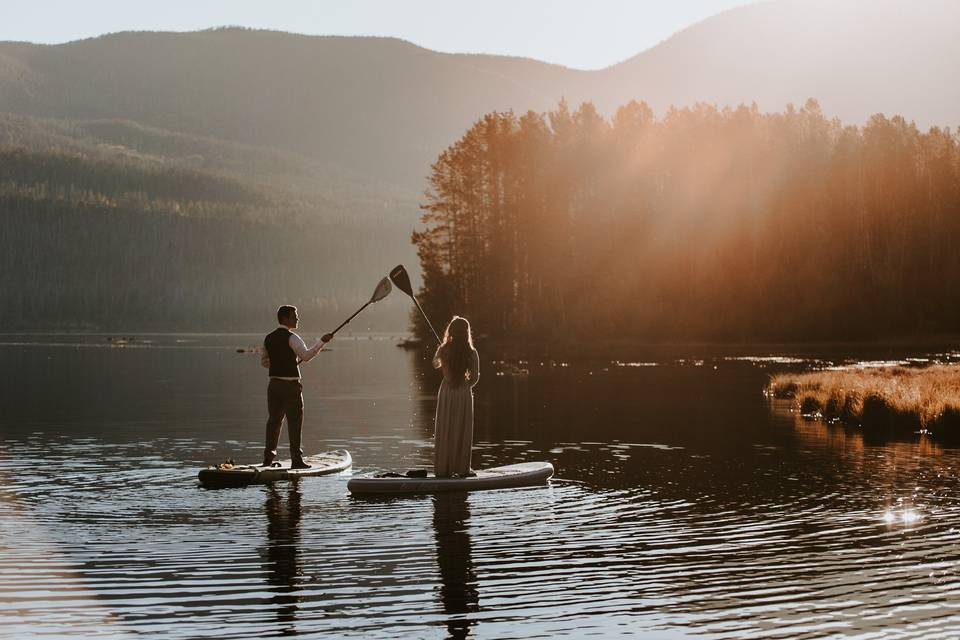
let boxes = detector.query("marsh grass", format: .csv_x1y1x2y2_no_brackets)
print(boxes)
767,365,960,430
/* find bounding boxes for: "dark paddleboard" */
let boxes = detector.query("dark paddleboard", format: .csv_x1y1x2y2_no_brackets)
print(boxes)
347,461,554,495
198,449,352,488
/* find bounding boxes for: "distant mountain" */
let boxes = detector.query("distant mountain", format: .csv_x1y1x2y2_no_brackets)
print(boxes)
0,31,577,187
589,0,960,130
0,0,956,331
0,0,956,191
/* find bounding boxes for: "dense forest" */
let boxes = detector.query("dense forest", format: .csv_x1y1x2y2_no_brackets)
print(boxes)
413,99,960,342
1,10,957,335
0,137,418,331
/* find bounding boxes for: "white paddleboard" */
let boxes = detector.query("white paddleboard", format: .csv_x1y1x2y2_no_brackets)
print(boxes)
198,449,352,488
348,461,553,495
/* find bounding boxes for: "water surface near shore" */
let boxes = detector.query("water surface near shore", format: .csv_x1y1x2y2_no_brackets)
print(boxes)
2,334,960,638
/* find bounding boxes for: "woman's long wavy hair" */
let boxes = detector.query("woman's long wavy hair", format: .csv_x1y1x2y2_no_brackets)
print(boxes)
433,316,474,384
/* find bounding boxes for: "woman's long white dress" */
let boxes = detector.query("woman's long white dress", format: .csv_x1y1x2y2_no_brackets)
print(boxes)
434,349,480,477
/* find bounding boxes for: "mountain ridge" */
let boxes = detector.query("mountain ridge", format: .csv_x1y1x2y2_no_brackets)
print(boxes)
1,0,955,191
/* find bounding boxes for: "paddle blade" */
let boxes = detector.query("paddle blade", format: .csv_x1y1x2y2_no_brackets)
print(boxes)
389,265,414,297
370,277,392,303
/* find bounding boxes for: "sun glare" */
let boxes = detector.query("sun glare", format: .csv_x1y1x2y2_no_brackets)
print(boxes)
883,508,922,526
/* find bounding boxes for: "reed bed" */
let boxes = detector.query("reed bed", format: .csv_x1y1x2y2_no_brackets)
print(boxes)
767,365,960,429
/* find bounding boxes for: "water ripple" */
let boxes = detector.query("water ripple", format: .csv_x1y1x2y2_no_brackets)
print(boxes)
5,340,960,637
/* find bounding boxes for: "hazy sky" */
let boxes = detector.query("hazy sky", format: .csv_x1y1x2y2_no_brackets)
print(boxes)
2,0,757,69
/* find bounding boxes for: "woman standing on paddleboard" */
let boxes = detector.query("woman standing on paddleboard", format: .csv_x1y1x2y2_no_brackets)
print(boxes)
432,316,480,478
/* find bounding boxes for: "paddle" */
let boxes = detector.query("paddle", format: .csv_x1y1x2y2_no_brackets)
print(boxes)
389,264,441,344
326,276,393,339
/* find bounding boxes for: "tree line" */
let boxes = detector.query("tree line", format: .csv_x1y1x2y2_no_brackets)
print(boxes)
0,145,414,330
413,99,960,343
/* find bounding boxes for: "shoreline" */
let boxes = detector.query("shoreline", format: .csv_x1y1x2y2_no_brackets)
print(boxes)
767,365,960,433
2,329,959,348
462,336,960,360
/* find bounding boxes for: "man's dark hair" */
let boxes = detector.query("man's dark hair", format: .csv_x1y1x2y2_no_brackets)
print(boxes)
277,305,297,323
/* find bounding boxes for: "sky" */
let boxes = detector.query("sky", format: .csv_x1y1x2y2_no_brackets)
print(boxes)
1,0,757,70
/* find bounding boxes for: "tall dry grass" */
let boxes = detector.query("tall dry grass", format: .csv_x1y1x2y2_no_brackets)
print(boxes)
767,365,960,428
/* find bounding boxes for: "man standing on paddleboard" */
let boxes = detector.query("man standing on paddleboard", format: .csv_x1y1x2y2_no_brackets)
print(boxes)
260,305,332,469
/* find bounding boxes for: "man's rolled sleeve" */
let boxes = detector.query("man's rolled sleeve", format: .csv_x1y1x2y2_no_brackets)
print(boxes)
289,333,323,362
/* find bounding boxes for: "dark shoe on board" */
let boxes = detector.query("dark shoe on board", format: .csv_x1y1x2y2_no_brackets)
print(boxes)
291,461,312,470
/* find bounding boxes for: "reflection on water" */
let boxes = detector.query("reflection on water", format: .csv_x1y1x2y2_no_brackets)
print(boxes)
433,494,479,639
787,409,946,530
264,479,304,635
3,336,960,637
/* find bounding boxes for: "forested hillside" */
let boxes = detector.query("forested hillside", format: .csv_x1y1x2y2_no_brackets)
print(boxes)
1,0,957,334
0,0,956,190
0,30,571,188
0,134,418,330
414,100,960,342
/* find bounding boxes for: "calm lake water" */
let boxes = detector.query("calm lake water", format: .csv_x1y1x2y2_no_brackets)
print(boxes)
3,334,960,638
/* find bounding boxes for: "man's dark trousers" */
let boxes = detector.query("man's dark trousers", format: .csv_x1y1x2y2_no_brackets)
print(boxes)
263,379,305,466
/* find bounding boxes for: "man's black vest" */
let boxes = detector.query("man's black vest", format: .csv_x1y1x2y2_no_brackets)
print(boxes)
264,327,300,378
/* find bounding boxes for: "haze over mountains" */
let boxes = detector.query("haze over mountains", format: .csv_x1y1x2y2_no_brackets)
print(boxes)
0,0,957,330
1,0,955,190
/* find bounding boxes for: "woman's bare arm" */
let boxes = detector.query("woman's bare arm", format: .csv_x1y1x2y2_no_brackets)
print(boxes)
469,350,480,387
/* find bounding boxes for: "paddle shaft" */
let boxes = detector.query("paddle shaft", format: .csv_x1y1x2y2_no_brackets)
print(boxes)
329,300,371,337
411,296,441,344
